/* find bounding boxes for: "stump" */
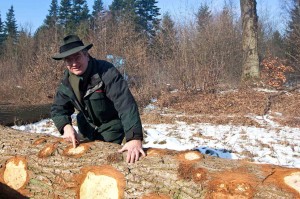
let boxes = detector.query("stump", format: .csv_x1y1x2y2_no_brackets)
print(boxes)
0,125,299,199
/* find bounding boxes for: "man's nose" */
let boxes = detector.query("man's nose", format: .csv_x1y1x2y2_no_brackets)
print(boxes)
71,61,77,66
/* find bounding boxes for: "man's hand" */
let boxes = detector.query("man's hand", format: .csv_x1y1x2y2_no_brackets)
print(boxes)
62,124,79,148
118,140,145,163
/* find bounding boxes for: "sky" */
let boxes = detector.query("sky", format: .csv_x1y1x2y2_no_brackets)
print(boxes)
12,89,300,169
0,0,285,33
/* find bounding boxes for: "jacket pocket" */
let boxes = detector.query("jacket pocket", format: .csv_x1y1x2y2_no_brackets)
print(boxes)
88,91,118,123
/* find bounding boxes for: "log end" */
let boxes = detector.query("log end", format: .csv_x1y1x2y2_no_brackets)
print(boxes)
145,148,177,156
177,150,203,163
63,143,90,158
77,165,125,199
38,143,57,158
284,172,300,195
261,166,300,197
32,137,47,145
1,157,29,191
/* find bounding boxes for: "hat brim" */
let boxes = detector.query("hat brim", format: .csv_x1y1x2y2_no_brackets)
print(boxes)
52,44,93,60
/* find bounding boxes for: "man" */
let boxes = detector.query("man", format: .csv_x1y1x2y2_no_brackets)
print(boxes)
51,35,145,163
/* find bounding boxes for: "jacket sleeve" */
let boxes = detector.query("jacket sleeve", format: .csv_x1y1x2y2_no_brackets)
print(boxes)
51,85,75,135
100,61,143,141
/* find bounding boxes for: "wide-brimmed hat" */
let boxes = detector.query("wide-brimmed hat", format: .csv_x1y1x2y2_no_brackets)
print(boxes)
52,35,93,60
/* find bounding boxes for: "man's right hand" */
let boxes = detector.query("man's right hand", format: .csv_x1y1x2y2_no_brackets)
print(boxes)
63,124,79,148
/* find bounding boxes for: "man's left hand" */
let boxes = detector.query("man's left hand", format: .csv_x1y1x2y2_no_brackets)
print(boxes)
118,140,146,163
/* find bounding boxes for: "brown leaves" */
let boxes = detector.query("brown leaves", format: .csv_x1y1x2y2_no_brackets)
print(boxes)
261,55,294,89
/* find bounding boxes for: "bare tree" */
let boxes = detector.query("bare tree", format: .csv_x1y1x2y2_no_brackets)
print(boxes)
240,0,260,80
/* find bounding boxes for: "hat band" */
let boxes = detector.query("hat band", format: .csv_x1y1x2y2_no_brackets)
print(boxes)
59,41,84,53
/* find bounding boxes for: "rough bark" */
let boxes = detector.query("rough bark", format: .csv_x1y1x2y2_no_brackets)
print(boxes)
0,125,299,199
240,0,260,79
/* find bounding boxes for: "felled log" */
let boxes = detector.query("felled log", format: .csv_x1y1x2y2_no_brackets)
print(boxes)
0,125,299,199
0,104,51,126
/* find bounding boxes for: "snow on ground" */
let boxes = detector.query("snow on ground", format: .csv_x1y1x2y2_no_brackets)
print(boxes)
12,107,300,168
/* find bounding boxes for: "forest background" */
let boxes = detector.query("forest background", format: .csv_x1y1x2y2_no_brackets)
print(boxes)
0,0,300,107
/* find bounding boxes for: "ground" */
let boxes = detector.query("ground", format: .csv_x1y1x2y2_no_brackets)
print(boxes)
141,87,300,128
10,87,300,168
139,87,300,168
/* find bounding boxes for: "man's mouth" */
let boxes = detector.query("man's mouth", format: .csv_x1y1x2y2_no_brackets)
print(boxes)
73,65,81,70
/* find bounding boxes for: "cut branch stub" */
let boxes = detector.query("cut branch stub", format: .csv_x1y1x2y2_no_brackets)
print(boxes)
62,143,91,158
146,148,176,156
176,151,206,182
77,165,126,199
207,171,258,199
106,152,123,164
176,151,203,163
192,168,208,182
0,156,29,191
38,142,58,158
32,137,47,145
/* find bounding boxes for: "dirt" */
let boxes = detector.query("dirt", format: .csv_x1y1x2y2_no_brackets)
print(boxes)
141,88,300,128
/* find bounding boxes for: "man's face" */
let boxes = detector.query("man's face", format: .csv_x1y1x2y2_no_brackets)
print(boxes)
64,51,89,75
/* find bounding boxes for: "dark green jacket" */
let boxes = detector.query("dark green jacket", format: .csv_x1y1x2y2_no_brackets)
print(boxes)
51,56,143,142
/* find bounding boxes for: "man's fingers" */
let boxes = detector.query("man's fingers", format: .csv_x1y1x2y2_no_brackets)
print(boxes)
72,137,76,148
121,147,145,163
130,150,136,163
135,150,140,162
126,149,141,163
126,150,132,163
119,140,144,163
63,135,71,142
62,125,79,147
118,146,126,153
140,148,146,157
74,134,80,146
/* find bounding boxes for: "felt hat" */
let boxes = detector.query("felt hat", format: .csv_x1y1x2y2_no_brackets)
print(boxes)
52,35,93,60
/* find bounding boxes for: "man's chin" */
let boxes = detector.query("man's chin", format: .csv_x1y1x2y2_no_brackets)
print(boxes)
72,70,84,75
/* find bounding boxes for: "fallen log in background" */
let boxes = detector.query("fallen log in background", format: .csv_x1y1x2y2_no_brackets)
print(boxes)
0,104,51,126
0,125,299,199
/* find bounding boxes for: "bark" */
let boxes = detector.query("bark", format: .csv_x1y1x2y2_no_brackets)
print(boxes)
240,0,260,79
0,125,299,199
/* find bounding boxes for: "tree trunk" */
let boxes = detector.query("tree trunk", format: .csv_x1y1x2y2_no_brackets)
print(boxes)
240,0,260,79
0,125,299,199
